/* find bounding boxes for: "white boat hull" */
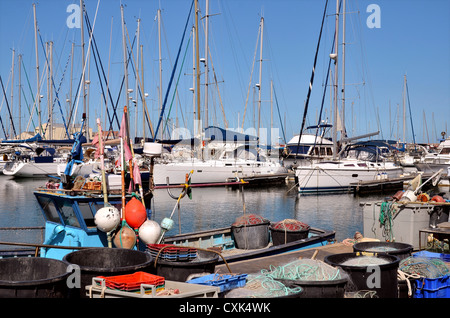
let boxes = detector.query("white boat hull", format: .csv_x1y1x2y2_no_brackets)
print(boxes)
56,161,99,178
153,159,287,186
295,161,403,194
3,161,61,177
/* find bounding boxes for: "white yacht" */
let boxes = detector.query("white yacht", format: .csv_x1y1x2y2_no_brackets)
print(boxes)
295,141,403,194
414,137,450,174
153,145,286,186
3,147,65,178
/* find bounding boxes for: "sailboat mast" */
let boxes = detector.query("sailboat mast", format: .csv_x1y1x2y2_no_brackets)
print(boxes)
121,5,129,118
195,0,201,137
68,42,74,127
10,49,15,138
403,74,406,143
257,16,264,140
332,0,339,159
33,3,42,137
204,0,209,128
80,0,88,140
341,0,346,138
18,53,22,137
135,18,140,140
158,9,163,140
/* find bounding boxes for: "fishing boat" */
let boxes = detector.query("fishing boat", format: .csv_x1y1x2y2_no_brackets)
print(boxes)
163,225,336,264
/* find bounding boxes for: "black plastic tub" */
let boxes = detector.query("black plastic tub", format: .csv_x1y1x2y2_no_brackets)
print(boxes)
353,242,413,260
152,249,219,282
270,227,310,246
63,247,153,298
324,253,400,298
0,257,70,298
277,274,349,298
231,222,270,249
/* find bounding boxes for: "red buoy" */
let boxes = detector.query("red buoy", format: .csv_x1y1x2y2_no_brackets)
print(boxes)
125,197,147,229
431,195,445,203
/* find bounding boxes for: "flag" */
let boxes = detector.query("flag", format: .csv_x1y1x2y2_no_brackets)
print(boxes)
91,134,103,159
119,112,133,162
133,163,142,186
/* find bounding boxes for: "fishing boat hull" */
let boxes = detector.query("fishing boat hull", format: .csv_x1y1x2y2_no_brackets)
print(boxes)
295,161,403,194
163,226,335,264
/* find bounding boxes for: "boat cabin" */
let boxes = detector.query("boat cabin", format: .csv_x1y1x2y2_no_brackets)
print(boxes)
34,191,131,260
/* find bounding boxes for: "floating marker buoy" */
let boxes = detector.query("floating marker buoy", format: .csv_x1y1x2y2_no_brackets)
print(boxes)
431,195,445,203
113,224,136,249
138,219,162,245
94,206,121,232
125,197,147,229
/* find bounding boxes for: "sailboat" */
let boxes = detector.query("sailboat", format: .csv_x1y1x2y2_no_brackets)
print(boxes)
152,2,286,186
294,0,403,194
153,126,286,186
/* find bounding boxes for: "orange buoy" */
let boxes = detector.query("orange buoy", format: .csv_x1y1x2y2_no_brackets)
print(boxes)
416,193,430,202
125,197,147,229
112,224,136,249
431,195,445,203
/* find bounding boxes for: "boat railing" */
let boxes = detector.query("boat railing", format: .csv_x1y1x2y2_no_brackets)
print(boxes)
0,226,91,258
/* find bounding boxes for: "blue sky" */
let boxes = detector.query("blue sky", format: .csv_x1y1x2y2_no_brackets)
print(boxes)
0,0,449,144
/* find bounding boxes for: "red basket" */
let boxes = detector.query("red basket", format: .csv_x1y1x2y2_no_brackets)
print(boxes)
96,272,165,291
147,244,197,261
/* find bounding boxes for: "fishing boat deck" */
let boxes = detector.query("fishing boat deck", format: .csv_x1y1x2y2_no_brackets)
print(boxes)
215,242,353,275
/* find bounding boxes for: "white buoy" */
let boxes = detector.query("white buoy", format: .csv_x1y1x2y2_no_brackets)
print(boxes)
138,219,162,245
94,206,121,232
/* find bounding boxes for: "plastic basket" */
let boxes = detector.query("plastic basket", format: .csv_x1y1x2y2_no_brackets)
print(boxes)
147,244,197,261
187,273,248,293
95,272,165,292
413,250,450,262
414,275,450,298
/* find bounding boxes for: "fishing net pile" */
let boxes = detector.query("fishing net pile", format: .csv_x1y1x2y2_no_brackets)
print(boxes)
270,219,310,232
225,273,302,298
399,256,450,279
225,259,343,298
231,214,269,227
340,256,390,267
264,259,342,281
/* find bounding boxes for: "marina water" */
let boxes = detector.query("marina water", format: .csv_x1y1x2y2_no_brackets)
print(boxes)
1,174,448,244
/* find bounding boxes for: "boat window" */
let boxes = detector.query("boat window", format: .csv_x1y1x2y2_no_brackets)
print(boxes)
326,148,333,156
78,202,96,227
320,148,326,156
37,196,61,224
55,200,81,228
440,148,450,155
288,145,310,155
344,164,355,167
358,163,367,167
